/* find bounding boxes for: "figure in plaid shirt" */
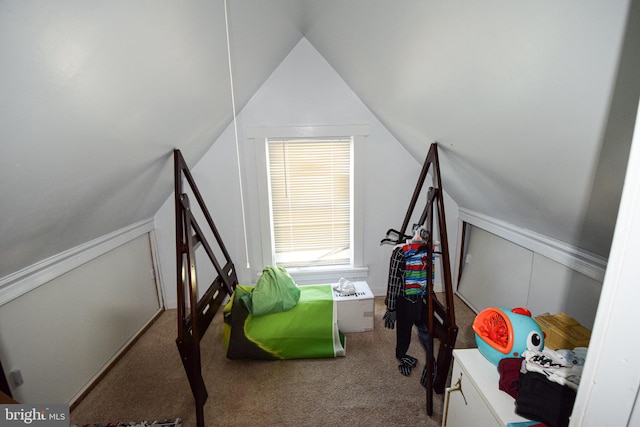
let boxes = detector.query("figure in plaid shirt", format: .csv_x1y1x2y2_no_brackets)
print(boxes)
384,226,434,382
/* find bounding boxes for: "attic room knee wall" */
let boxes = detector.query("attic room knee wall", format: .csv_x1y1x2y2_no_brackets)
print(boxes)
0,232,162,404
456,218,605,330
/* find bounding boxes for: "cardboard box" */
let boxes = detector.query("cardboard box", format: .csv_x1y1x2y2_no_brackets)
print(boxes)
332,281,374,333
535,312,591,350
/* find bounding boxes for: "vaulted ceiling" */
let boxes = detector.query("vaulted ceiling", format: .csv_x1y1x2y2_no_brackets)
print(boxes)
1,0,638,279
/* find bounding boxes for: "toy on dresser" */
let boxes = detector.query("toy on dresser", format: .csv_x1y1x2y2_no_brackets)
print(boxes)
472,307,545,366
471,307,583,427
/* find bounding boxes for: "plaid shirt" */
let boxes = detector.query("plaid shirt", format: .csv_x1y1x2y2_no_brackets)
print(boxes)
385,243,429,311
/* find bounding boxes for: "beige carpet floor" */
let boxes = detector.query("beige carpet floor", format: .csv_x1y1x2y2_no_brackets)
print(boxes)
70,294,477,427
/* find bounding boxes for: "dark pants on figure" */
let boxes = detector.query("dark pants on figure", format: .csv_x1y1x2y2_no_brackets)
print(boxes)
395,295,434,360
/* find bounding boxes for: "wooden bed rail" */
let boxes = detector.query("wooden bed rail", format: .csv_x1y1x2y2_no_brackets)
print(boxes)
382,142,458,415
174,149,238,427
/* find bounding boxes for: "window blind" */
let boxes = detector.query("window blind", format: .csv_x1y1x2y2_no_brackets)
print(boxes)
267,137,352,268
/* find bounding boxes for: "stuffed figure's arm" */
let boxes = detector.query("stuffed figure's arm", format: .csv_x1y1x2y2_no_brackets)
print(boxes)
384,247,404,329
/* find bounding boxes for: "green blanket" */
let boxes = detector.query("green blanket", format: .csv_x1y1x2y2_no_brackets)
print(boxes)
237,266,300,317
224,284,346,360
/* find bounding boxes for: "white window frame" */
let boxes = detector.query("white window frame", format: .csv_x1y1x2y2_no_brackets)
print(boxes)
248,125,369,284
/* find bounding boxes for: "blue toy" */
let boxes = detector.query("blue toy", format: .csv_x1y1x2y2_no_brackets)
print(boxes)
472,307,544,366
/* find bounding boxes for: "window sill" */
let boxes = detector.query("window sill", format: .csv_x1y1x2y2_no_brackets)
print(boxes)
285,266,369,285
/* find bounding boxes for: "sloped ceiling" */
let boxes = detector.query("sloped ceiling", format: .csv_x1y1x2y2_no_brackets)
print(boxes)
303,0,639,258
0,0,303,278
1,0,637,279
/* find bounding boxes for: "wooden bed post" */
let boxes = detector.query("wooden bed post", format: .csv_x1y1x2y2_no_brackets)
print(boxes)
381,142,459,416
174,149,238,427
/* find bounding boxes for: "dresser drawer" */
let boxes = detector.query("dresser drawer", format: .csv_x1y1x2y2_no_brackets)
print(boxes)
443,355,500,427
443,349,533,427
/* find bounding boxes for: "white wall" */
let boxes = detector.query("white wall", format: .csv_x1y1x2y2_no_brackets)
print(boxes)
457,225,603,329
570,98,640,427
155,38,460,308
0,233,161,404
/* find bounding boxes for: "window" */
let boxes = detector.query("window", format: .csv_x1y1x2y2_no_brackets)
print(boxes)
249,125,369,283
267,137,352,268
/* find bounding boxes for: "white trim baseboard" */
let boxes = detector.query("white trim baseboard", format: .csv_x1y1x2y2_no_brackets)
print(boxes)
0,218,155,306
68,306,164,407
459,208,607,282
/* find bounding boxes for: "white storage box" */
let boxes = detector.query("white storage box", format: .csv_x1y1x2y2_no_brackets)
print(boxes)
332,281,374,333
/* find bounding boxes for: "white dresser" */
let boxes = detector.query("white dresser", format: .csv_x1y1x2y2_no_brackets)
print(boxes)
443,348,537,427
